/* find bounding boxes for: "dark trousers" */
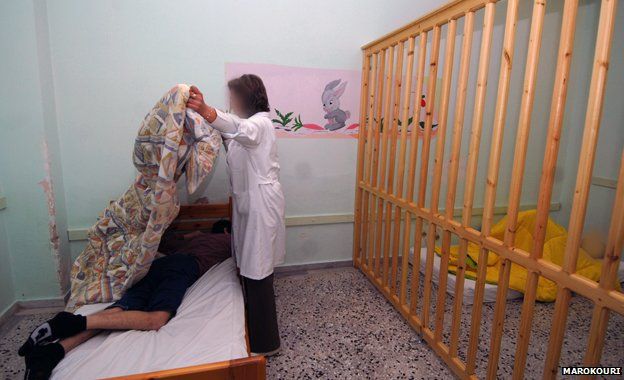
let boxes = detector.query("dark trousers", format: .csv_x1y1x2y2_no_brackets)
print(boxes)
242,274,280,353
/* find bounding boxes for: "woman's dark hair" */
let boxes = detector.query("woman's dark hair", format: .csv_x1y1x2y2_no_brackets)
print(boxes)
227,74,270,117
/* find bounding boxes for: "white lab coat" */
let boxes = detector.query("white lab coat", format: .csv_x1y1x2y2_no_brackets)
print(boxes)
211,110,286,280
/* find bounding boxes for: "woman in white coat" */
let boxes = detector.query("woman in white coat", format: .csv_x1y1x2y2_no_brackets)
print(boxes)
187,75,285,355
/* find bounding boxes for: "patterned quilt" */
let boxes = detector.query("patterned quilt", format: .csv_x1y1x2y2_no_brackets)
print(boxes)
68,84,221,308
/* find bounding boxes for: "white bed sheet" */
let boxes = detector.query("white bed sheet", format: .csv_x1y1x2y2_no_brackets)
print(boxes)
410,247,524,305
51,258,248,380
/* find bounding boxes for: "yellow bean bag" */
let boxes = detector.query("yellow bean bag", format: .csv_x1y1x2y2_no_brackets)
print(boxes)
435,209,612,302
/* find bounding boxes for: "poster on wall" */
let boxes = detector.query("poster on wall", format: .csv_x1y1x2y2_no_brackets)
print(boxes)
226,62,361,139
409,76,439,139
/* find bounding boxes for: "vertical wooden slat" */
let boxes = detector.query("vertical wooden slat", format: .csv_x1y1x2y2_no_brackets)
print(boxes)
446,10,475,357
544,0,618,376
485,0,546,377
511,1,579,378
418,25,442,330
446,0,518,350
559,0,618,276
406,32,428,205
387,40,408,293
408,32,429,313
397,36,417,303
596,156,624,291
450,0,518,376
365,52,387,270
383,41,405,287
373,45,396,278
360,52,379,271
353,52,372,267
360,52,379,270
583,150,624,367
434,3,493,372
428,19,457,340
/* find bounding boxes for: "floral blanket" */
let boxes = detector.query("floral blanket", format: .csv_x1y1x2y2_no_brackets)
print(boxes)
68,84,221,308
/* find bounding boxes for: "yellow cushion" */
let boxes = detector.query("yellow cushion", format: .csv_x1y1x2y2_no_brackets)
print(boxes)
435,210,611,302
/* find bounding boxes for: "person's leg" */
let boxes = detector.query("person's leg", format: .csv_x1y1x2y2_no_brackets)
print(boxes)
59,307,124,353
242,274,280,355
21,255,195,380
23,307,123,380
86,310,171,331
19,262,156,357
84,255,197,331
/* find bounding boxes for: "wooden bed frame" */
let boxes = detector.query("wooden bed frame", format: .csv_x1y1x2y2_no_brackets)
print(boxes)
107,199,267,380
353,0,621,379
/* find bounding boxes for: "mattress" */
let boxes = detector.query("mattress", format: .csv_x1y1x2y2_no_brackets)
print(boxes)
51,258,248,379
410,247,524,305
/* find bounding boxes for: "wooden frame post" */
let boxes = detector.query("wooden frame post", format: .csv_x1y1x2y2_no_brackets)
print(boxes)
484,0,546,376
408,32,429,313
447,10,475,358
544,0,619,376
511,1,579,377
418,25,442,330
353,53,372,267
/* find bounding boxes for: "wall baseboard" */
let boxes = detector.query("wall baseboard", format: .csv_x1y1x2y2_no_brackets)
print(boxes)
17,297,66,310
275,259,353,276
0,302,19,328
0,297,66,327
592,176,617,189
66,202,561,242
67,213,355,241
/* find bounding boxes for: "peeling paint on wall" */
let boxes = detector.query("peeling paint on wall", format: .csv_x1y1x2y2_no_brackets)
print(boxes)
39,140,69,295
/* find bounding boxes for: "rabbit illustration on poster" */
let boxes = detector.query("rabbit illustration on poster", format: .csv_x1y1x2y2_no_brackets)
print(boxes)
226,62,361,138
322,79,351,131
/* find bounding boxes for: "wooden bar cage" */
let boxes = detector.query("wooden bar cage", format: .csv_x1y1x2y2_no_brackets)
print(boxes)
353,0,622,378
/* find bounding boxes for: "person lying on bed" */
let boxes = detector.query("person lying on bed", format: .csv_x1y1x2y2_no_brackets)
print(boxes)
18,220,232,380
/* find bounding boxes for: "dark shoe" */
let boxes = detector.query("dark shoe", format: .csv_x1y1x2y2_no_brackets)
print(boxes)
19,312,86,356
23,342,65,380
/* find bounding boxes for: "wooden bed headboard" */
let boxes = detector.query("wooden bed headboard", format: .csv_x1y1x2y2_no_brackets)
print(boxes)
168,198,233,232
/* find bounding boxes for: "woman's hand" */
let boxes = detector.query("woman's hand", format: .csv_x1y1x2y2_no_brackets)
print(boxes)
186,86,216,122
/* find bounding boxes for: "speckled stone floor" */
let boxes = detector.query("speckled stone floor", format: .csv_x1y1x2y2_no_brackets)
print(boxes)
1,309,59,380
1,267,623,379
270,266,624,379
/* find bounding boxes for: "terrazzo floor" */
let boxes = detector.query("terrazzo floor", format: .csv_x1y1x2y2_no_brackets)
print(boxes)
1,267,622,379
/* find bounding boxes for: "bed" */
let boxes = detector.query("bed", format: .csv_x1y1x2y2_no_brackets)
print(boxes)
52,200,266,380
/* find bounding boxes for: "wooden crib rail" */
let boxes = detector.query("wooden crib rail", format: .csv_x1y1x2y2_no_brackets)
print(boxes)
353,0,621,378
362,0,493,53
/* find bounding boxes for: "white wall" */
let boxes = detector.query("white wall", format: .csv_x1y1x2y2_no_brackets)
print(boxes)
0,0,69,305
1,0,622,303
558,0,624,235
0,207,15,315
42,0,447,266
